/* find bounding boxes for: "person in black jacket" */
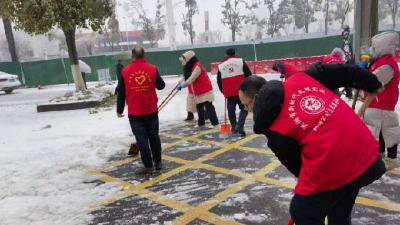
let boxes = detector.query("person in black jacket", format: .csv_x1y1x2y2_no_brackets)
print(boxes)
238,63,385,225
115,59,125,95
217,48,252,136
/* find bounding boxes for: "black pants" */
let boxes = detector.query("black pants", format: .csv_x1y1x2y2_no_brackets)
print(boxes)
379,131,398,158
196,101,219,126
81,72,87,89
227,96,248,129
129,115,162,168
290,157,385,225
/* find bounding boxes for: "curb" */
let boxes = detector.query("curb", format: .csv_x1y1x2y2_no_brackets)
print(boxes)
36,100,101,112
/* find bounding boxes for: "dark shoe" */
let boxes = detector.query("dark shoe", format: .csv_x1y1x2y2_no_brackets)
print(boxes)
237,126,246,137
231,126,238,133
155,161,162,170
184,112,194,121
135,167,153,175
128,143,139,156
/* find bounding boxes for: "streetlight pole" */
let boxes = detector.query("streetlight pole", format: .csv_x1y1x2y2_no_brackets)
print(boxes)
251,39,258,61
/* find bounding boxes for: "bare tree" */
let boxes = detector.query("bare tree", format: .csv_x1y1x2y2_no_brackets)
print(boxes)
276,0,294,35
106,4,120,51
332,0,354,28
182,0,198,45
130,0,165,48
292,0,322,33
263,0,284,37
381,0,399,29
221,0,254,42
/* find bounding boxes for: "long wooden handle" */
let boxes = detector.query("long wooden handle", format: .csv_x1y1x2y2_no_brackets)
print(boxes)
357,93,376,117
351,89,360,110
158,89,178,112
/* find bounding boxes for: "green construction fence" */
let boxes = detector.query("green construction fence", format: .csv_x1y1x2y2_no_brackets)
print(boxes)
0,34,344,87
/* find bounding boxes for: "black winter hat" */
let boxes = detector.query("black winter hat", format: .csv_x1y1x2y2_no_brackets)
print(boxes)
226,48,235,56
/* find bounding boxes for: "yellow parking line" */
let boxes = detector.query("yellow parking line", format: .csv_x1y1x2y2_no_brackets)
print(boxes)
387,169,400,176
237,145,274,156
89,121,400,224
88,157,136,174
191,137,224,146
356,196,400,212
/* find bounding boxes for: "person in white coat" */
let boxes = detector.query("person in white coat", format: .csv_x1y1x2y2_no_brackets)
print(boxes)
363,32,400,170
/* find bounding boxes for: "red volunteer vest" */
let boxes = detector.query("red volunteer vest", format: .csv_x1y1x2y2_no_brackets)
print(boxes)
218,58,245,97
188,62,213,96
269,72,379,195
368,55,400,111
122,58,158,116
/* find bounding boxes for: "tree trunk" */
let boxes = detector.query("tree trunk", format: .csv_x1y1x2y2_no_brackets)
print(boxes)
64,29,86,91
325,0,329,35
231,28,235,42
3,17,18,62
189,18,194,45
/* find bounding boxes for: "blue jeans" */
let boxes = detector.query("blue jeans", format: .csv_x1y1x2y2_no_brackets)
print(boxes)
227,96,248,129
129,115,162,168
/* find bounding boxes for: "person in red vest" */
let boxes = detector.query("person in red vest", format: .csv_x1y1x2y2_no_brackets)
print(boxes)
238,63,385,225
364,31,400,170
217,48,252,136
177,50,219,128
321,47,345,65
321,47,353,97
272,61,299,80
116,47,165,175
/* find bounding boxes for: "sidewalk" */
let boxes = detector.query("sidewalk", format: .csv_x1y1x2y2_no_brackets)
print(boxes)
88,120,400,225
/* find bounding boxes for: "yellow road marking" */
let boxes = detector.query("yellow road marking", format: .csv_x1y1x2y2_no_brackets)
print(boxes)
356,197,400,212
89,122,400,225
388,169,400,176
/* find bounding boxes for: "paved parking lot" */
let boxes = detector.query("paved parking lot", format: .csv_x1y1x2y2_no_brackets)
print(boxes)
88,120,400,225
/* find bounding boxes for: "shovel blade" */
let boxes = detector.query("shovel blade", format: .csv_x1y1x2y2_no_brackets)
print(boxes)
220,124,231,135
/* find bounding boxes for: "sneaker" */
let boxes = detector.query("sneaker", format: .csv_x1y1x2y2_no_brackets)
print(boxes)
208,124,218,129
135,167,153,175
195,124,205,128
128,143,139,156
155,161,162,170
384,158,400,171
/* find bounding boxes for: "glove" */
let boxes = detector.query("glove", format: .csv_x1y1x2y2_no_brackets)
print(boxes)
177,85,182,91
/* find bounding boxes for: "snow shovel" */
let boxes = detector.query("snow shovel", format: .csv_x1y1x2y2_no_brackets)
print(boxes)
357,92,376,118
220,98,231,135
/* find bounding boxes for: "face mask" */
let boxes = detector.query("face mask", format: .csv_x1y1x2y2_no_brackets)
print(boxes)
369,47,375,56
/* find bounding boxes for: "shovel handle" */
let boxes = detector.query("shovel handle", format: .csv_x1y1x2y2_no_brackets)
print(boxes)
351,89,360,110
357,92,376,118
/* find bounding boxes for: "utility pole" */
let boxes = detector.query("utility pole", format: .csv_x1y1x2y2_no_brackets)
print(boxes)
353,0,378,64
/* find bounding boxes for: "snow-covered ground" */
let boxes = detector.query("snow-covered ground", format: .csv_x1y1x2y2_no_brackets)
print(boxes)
0,74,398,225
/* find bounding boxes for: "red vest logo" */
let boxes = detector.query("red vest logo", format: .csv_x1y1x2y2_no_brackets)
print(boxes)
228,67,234,73
135,75,146,85
300,95,325,114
